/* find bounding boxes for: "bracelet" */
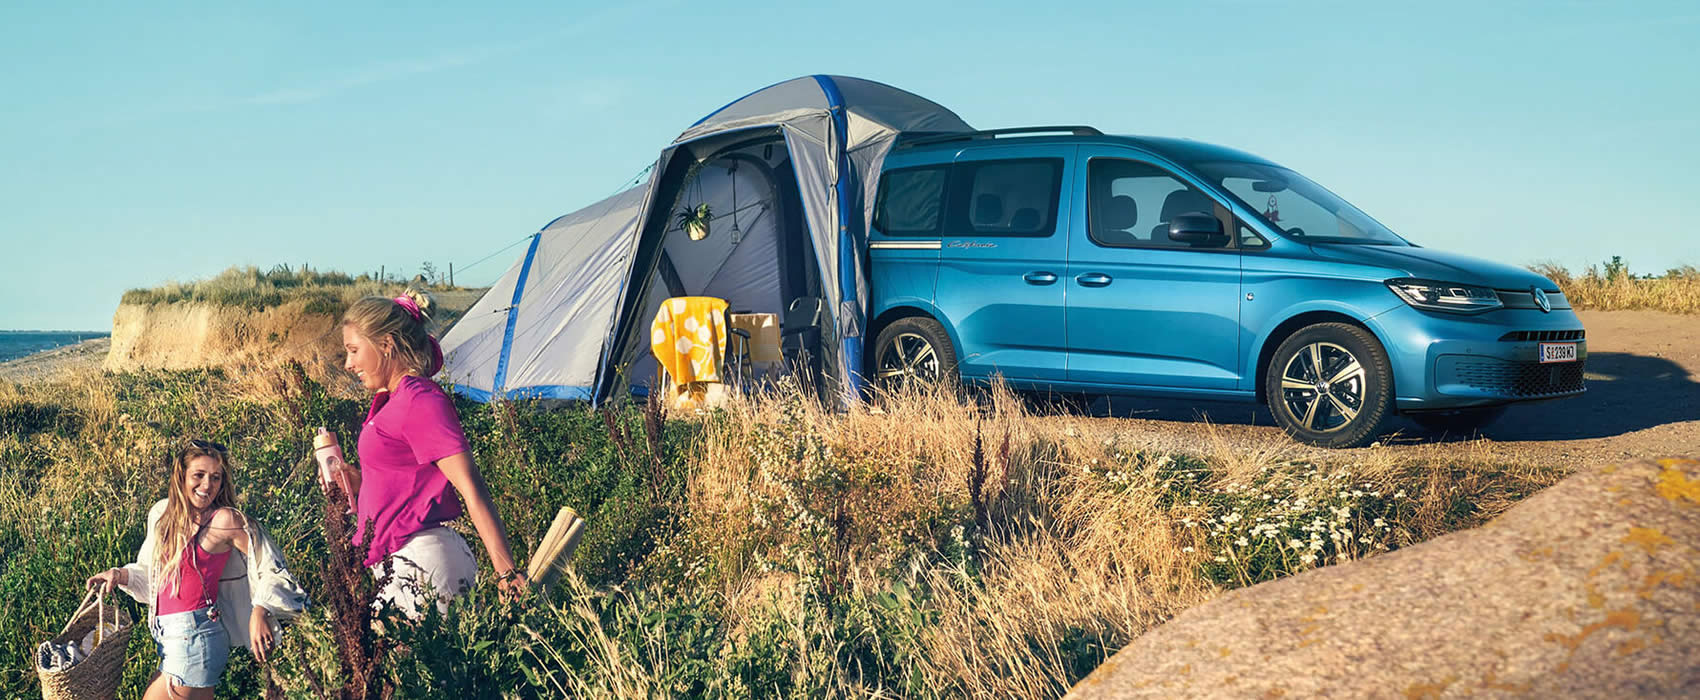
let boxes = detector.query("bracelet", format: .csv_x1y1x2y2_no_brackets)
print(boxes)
496,569,521,582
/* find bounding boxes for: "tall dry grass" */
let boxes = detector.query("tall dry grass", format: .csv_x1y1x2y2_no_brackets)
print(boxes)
1532,261,1700,314
667,380,1568,697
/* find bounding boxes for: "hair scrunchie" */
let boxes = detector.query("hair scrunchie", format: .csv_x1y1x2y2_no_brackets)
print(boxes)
393,296,445,376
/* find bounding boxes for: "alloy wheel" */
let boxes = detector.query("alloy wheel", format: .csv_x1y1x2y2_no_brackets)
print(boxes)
876,332,940,387
1278,341,1366,433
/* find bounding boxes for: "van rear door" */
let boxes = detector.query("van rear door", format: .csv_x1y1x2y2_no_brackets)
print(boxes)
935,145,1076,383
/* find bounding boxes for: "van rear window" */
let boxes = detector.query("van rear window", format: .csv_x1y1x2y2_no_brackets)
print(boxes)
874,166,948,236
946,158,1062,237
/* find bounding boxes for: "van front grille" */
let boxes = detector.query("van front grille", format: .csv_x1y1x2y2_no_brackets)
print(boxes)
1454,358,1586,397
1499,329,1585,342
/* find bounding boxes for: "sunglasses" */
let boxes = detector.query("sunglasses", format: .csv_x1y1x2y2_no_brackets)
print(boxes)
187,439,228,453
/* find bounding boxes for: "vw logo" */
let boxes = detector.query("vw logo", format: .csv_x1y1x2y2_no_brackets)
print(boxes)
1533,286,1551,313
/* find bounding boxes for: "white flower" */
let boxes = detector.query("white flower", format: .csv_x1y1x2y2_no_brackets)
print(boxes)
1300,553,1318,565
1182,546,1195,553
1287,539,1303,549
1214,556,1228,563
1235,537,1249,547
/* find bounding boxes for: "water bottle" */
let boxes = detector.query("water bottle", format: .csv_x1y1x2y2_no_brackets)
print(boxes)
313,427,357,513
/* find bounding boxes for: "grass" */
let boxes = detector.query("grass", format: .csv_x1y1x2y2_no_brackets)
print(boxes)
1533,258,1700,314
119,265,457,313
0,368,1570,699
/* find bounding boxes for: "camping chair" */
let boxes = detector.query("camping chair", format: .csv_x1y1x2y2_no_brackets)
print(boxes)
723,308,753,393
780,297,826,400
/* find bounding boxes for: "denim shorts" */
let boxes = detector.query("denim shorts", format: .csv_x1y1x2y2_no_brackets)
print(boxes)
150,608,229,689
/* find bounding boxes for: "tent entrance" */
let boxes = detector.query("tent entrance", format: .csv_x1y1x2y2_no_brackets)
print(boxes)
620,134,821,393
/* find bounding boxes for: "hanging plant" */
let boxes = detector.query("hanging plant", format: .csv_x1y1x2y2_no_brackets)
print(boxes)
673,159,713,241
677,202,713,241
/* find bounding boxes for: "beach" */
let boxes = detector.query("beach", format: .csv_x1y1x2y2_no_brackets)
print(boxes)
0,337,110,383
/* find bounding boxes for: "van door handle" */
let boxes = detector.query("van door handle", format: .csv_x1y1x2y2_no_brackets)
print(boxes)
1076,273,1113,288
1022,271,1058,285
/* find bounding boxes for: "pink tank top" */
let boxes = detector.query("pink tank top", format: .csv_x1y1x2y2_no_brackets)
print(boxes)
156,521,233,615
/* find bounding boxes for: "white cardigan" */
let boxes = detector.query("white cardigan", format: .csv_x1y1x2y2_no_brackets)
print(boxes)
118,499,309,650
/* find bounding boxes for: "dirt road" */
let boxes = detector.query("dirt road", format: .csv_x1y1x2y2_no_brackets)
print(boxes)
1070,310,1700,468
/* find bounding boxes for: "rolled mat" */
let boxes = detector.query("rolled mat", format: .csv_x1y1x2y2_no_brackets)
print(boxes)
526,506,587,590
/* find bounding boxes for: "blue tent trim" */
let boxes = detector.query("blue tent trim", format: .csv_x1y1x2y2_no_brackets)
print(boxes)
810,75,866,396
451,384,594,402
492,232,543,395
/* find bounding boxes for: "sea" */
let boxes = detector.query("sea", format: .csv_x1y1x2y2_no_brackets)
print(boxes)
0,331,110,363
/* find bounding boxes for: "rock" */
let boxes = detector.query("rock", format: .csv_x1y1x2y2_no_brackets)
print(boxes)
1070,458,1700,699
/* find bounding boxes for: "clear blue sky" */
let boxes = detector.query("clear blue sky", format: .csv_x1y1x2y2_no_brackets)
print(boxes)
3,1,1696,330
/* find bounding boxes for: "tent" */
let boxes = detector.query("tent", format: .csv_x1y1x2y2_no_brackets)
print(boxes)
439,75,973,403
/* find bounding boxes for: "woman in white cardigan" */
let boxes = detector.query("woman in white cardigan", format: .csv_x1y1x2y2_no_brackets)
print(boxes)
86,440,308,699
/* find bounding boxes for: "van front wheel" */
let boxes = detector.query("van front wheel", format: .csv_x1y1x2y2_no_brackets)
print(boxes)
1264,323,1393,448
870,317,958,391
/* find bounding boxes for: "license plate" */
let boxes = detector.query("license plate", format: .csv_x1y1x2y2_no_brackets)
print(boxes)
1539,342,1577,363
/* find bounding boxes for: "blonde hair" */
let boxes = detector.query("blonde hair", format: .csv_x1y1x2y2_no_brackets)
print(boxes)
342,288,438,378
153,441,241,596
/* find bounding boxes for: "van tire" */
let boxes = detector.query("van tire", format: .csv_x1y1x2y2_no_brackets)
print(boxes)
1264,322,1392,448
869,317,959,391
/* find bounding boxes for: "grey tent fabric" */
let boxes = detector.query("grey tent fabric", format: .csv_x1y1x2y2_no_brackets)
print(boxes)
439,183,650,400
439,76,972,404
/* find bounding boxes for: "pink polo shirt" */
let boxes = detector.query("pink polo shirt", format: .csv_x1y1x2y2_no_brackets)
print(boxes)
354,376,471,566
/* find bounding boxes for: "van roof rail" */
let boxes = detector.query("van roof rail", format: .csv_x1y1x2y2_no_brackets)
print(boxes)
897,126,1103,149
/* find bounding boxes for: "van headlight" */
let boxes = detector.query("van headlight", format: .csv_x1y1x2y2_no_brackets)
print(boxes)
1385,278,1503,314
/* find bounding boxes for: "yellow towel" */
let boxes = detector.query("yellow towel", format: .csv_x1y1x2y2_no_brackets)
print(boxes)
650,296,729,386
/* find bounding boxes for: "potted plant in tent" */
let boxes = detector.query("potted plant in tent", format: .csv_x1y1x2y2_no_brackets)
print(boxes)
677,202,713,241
673,160,715,241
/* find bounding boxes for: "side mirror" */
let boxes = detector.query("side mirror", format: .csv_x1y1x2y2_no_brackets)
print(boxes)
1168,213,1229,247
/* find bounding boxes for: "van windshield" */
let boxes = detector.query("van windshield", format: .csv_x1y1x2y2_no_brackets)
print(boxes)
1195,161,1409,245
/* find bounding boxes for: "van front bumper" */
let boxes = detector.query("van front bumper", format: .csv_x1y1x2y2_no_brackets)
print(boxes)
1366,304,1587,411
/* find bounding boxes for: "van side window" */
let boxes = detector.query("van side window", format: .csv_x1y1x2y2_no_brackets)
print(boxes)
945,158,1062,237
1088,158,1222,249
874,165,949,236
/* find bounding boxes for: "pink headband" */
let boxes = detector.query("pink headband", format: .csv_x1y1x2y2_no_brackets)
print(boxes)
394,296,444,376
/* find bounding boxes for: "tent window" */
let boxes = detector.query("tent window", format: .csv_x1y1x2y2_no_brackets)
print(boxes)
874,165,948,237
945,158,1063,237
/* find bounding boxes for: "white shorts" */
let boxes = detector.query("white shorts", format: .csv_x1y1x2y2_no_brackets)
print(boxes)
371,526,477,619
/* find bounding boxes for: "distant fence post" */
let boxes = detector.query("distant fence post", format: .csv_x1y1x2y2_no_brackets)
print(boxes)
449,263,454,288
380,265,385,284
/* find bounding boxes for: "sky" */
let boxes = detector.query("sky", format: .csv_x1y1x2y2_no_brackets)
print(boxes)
2,1,1696,330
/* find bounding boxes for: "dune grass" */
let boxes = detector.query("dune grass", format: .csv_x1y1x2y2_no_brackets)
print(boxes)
0,367,1568,699
1534,259,1700,314
119,265,440,313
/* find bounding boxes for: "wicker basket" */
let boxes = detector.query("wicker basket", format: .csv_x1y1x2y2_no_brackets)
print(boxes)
37,588,134,700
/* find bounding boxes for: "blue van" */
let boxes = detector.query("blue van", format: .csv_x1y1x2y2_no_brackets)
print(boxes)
864,127,1585,447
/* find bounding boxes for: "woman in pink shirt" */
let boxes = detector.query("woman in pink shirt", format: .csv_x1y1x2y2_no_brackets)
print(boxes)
340,290,527,616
